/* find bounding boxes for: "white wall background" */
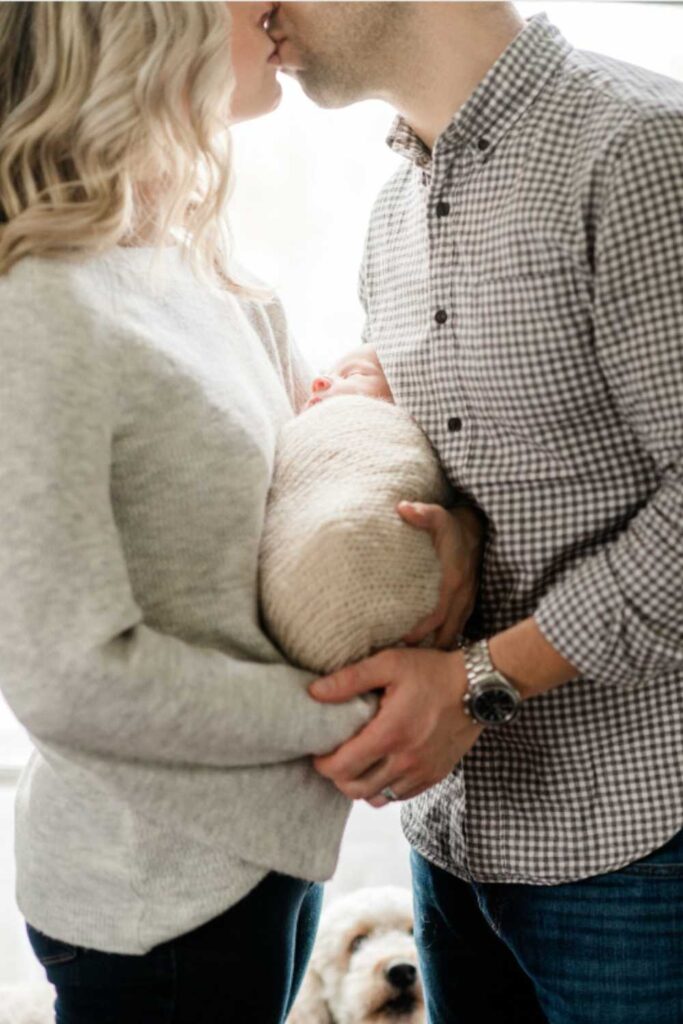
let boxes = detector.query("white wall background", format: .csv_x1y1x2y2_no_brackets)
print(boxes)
2,0,682,986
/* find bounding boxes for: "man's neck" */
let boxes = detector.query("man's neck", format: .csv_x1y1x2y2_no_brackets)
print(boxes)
384,3,525,151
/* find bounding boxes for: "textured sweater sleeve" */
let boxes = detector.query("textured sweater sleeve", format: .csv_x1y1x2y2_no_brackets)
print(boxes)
264,295,314,414
0,279,373,767
359,228,373,347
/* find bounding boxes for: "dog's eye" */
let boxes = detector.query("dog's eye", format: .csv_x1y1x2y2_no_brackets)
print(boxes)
349,933,368,953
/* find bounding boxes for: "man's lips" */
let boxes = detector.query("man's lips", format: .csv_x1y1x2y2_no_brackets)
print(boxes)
268,35,302,71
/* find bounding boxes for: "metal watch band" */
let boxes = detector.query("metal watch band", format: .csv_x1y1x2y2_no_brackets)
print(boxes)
461,638,497,691
461,638,522,726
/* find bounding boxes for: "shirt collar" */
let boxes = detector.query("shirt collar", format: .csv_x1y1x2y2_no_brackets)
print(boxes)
386,14,572,172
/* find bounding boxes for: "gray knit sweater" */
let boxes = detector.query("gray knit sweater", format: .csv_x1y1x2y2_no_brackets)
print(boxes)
0,247,374,954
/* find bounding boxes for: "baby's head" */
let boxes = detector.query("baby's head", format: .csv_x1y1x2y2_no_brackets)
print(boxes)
304,345,394,411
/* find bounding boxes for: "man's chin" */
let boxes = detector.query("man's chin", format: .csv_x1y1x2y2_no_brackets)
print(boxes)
281,67,358,109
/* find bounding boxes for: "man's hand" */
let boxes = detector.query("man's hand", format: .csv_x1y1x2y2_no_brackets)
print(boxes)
309,647,483,807
397,502,482,649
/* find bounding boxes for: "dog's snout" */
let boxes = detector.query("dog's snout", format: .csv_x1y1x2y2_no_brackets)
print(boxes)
386,961,417,990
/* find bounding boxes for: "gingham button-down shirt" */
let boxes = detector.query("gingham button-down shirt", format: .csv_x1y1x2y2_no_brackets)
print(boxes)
360,15,683,883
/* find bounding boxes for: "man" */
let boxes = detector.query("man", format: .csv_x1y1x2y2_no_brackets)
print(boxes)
268,4,683,1022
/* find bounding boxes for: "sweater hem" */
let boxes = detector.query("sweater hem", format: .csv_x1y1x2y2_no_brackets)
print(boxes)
18,863,267,956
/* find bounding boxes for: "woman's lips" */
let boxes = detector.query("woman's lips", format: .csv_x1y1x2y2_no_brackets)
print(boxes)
267,42,281,65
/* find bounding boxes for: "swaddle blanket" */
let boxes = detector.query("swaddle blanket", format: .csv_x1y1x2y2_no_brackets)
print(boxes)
260,394,453,674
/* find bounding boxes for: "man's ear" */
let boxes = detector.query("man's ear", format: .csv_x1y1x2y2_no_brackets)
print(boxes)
287,964,333,1024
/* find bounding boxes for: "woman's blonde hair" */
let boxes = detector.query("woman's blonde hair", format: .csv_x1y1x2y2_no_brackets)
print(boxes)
0,1,239,288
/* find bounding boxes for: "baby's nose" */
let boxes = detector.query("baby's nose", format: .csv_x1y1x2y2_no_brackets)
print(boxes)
311,375,331,393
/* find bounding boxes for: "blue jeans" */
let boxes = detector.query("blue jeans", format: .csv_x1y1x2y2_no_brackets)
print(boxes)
411,828,683,1024
26,871,323,1024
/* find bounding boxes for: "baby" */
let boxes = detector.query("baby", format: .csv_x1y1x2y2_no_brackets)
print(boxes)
259,345,454,675
303,344,395,408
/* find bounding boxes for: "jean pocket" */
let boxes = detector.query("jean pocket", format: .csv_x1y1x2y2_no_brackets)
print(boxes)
26,923,79,966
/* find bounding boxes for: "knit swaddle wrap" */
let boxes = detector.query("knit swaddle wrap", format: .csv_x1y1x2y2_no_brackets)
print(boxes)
259,395,452,674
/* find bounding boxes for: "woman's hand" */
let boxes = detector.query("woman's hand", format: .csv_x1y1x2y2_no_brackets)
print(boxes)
397,502,483,650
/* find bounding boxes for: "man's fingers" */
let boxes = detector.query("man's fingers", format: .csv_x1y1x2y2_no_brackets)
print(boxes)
399,501,468,646
339,757,401,800
368,774,452,805
397,501,445,537
393,777,432,801
405,584,467,646
403,582,450,644
313,716,390,781
402,612,440,645
435,597,470,649
366,773,431,806
310,652,392,703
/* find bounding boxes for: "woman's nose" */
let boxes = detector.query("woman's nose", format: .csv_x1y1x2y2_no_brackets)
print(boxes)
311,376,331,393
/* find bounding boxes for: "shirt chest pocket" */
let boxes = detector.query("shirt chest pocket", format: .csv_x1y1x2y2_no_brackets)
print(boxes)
456,257,604,438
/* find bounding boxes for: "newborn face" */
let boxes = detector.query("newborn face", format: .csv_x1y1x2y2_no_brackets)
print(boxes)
304,345,393,410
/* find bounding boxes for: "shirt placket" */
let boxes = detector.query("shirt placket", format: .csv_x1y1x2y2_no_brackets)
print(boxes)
427,138,507,875
426,140,477,487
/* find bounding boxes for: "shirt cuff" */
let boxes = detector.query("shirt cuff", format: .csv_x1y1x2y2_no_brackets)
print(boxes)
534,549,637,687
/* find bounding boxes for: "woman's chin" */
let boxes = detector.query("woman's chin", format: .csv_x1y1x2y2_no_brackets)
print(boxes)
229,79,283,125
265,78,283,114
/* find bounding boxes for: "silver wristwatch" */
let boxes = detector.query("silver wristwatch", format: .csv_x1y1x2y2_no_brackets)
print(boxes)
461,639,522,727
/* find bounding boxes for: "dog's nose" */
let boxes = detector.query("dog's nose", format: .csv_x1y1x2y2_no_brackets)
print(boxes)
386,961,417,990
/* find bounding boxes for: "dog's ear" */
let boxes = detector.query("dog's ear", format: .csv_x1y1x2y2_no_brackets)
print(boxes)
287,965,333,1024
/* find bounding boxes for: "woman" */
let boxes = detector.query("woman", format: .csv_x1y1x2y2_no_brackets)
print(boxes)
0,4,474,1022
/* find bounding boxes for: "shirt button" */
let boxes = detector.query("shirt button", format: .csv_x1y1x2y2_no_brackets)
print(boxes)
434,309,448,325
436,200,451,217
447,416,462,432
477,137,490,151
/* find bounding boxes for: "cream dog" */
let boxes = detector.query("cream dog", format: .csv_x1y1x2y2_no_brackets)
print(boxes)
289,886,425,1024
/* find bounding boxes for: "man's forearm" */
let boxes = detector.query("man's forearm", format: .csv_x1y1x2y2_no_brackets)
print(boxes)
488,617,579,700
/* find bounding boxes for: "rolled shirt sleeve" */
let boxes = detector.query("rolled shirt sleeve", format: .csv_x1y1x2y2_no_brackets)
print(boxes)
535,112,683,685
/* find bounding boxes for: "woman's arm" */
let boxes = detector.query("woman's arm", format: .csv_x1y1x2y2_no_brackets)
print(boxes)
0,283,372,769
244,291,314,414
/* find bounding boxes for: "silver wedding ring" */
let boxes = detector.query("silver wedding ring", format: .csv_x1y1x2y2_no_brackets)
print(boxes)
381,786,400,802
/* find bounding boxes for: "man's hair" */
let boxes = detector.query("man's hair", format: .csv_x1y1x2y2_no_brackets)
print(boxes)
0,2,239,289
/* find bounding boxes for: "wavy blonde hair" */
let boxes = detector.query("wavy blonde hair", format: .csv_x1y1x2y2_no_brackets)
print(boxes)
0,1,239,289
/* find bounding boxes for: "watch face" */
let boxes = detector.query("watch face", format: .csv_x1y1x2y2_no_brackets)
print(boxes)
472,686,519,725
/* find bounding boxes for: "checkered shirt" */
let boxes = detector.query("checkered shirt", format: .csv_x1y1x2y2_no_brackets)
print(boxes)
360,14,683,883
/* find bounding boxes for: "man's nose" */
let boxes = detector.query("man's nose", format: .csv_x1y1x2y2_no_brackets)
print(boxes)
311,376,331,393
